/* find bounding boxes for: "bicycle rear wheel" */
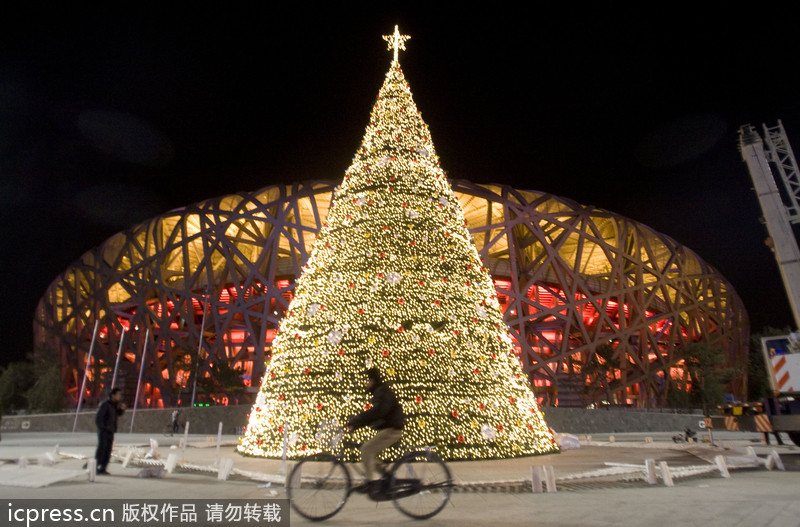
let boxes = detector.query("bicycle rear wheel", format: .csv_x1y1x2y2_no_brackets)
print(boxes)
390,450,452,520
287,453,351,521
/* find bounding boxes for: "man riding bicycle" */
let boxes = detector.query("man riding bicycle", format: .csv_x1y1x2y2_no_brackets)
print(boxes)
347,367,405,492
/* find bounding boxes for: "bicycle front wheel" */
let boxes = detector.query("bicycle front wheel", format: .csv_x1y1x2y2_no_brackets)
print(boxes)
390,450,452,520
286,453,351,521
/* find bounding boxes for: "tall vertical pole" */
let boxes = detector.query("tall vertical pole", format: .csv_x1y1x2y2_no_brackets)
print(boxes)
111,327,127,390
129,328,149,434
190,289,210,408
73,320,99,433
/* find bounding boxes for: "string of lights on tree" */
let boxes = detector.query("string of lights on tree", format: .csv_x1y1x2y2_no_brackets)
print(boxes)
237,26,558,461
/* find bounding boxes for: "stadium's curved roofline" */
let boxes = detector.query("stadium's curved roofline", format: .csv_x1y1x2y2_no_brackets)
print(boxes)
35,179,749,409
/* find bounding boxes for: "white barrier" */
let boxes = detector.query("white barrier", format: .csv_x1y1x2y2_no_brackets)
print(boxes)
659,461,674,487
530,466,544,493
645,458,657,484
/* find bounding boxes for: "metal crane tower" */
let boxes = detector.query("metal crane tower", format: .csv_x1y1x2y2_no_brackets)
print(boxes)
739,121,800,330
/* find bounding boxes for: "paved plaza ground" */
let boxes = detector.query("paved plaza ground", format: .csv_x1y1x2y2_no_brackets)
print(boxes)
0,430,798,526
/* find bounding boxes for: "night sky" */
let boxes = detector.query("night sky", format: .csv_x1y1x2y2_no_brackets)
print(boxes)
2,6,799,366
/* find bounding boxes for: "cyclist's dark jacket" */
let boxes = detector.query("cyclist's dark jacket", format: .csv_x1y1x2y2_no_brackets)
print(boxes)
348,381,405,431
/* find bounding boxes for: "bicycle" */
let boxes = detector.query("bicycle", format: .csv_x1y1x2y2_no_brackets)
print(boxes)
286,422,453,521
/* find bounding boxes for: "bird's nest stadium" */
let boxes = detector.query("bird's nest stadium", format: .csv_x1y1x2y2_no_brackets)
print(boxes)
34,179,748,409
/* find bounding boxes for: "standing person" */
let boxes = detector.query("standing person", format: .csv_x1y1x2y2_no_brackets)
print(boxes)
763,397,785,446
347,367,405,492
171,409,181,434
94,387,126,475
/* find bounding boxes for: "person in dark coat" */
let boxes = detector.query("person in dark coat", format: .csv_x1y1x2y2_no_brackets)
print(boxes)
763,396,785,446
347,367,405,489
171,409,181,434
94,387,126,474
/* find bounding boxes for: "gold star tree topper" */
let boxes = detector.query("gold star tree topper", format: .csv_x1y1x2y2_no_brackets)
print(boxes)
383,25,410,63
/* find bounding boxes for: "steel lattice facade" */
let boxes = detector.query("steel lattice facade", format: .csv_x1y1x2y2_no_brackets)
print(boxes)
34,179,749,408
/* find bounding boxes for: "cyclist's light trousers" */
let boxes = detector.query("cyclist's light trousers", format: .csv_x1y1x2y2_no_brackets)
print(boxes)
361,428,403,480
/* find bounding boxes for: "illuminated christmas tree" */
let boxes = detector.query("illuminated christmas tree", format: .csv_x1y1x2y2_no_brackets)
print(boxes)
237,27,557,461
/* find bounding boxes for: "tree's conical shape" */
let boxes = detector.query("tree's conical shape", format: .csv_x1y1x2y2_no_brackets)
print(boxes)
238,31,558,461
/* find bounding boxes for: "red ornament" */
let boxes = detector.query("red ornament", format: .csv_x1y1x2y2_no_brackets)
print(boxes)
451,410,459,418
457,435,465,443
509,397,516,404
473,368,480,375
382,349,390,357
338,349,345,356
316,402,324,411
415,396,423,403
497,424,504,432
478,403,486,411
428,349,435,355
364,403,372,410
303,368,310,374
418,280,425,286
398,298,405,304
